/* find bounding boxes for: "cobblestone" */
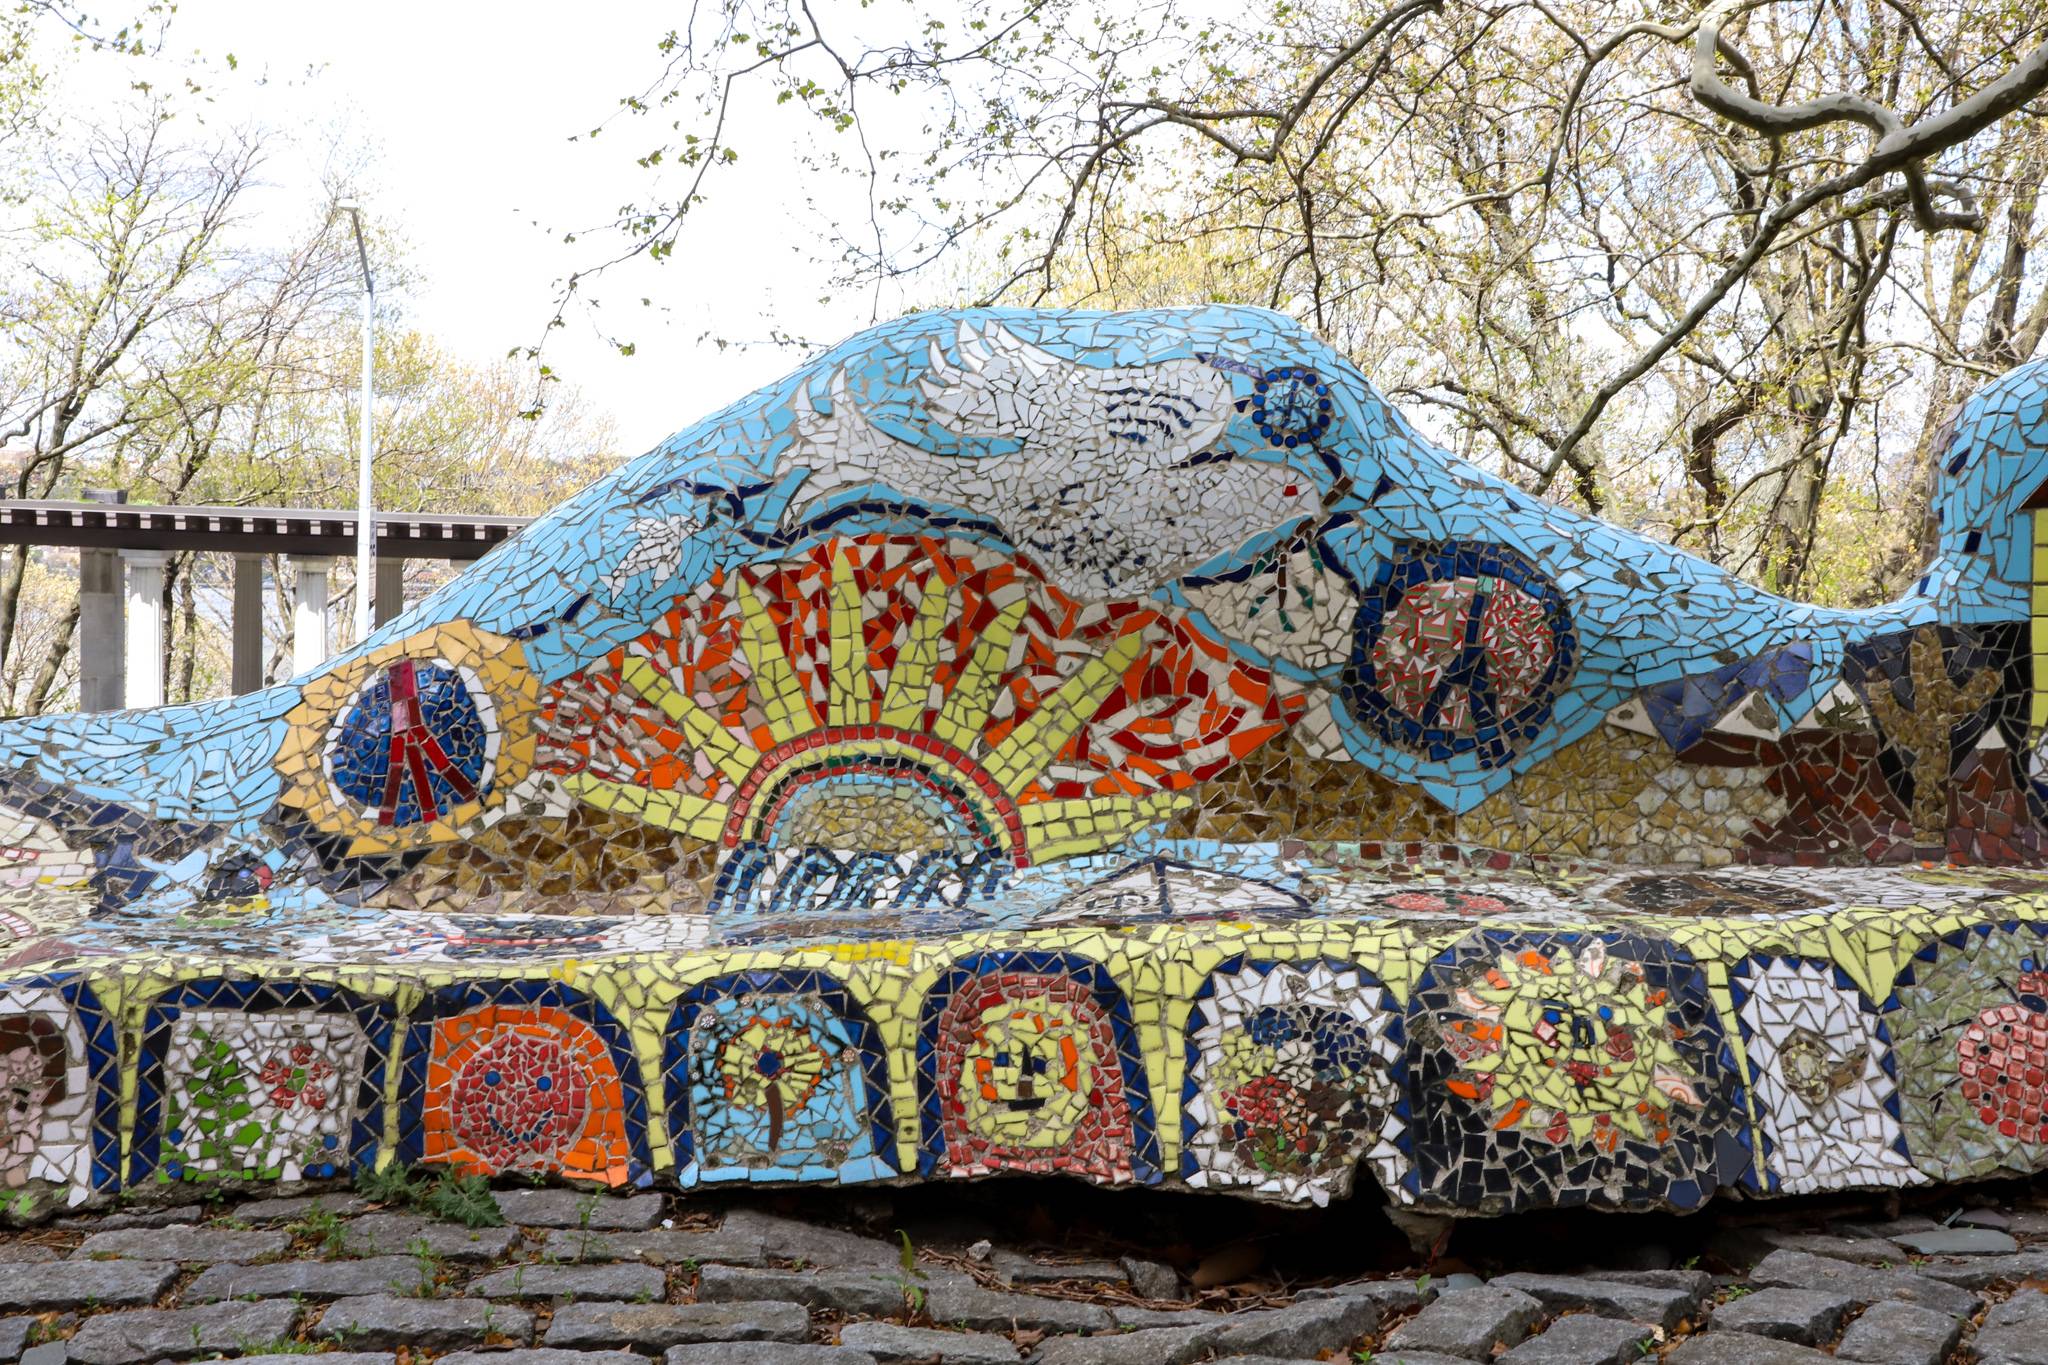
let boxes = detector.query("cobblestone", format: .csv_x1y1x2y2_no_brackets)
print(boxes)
1119,1255,1178,1299
543,1300,810,1349
1901,1248,2048,1286
1101,1307,1226,1331
539,1225,770,1266
694,1262,911,1316
1832,1299,1965,1365
1496,1315,1656,1365
921,1280,1117,1334
1664,1337,1834,1364
1031,1324,1220,1365
1707,1287,1856,1343
1738,1230,1908,1265
988,1249,1127,1285
338,1212,522,1261
491,1189,666,1231
71,1227,290,1262
0,1260,177,1311
1486,1272,1701,1330
1890,1226,2019,1256
718,1209,901,1267
66,1299,301,1365
836,1322,1019,1364
1384,1284,1540,1358
7,1179,2048,1365
1746,1249,1981,1317
1210,1296,1380,1358
1297,1277,1426,1311
664,1347,878,1365
233,1193,374,1221
467,1261,667,1301
320,1293,535,1351
53,1206,200,1231
184,1256,432,1302
1964,1287,2048,1364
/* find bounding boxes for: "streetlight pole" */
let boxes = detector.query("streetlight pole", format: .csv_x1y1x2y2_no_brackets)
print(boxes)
337,200,375,644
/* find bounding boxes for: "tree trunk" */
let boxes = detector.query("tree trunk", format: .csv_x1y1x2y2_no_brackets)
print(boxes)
175,557,198,704
24,600,79,716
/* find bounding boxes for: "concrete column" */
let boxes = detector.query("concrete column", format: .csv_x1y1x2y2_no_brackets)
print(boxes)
292,556,333,677
374,556,405,628
231,554,265,696
77,549,125,713
122,550,168,710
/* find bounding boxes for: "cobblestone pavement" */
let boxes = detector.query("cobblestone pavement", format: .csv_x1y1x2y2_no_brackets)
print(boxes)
6,1175,2048,1365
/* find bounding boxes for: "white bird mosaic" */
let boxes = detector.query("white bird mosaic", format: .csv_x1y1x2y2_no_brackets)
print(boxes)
772,321,1324,598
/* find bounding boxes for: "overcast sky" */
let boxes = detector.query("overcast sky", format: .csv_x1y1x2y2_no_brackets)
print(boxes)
77,0,923,457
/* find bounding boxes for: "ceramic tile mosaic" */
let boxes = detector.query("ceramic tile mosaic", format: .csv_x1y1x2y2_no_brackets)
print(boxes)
1729,955,1919,1194
666,969,897,1185
133,979,390,1184
1181,956,1406,1206
10,307,2048,1213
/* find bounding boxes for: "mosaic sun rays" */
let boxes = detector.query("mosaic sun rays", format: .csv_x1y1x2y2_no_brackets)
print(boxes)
7,306,2048,1212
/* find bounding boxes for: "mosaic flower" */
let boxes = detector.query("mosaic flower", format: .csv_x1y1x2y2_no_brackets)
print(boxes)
1446,942,1700,1148
258,1043,332,1112
1185,961,1405,1205
1957,959,2048,1144
713,1015,828,1152
1733,956,1919,1193
158,1009,368,1182
1894,926,2048,1183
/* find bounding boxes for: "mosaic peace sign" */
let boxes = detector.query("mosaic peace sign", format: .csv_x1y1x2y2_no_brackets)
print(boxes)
1341,542,1576,768
329,659,494,827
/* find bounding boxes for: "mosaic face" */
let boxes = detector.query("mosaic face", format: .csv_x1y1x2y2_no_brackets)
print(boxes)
0,981,109,1202
1408,932,1748,1212
929,965,1140,1182
1184,959,1405,1206
7,307,2048,1216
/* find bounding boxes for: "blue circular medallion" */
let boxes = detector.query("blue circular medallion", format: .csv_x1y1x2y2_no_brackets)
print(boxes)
1249,366,1335,449
329,659,491,826
1341,541,1575,769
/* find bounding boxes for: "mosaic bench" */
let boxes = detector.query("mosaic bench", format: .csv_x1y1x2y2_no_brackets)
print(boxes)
4,306,2048,1220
